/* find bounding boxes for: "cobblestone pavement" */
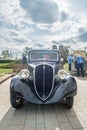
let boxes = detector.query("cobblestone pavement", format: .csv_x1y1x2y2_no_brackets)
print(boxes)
0,77,87,130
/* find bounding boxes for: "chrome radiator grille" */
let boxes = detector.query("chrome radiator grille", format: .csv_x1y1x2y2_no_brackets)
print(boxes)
34,64,54,101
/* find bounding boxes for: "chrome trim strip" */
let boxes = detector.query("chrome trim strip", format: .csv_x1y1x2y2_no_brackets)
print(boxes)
34,63,55,101
43,65,45,98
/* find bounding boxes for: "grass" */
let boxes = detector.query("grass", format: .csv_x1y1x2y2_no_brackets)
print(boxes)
0,69,13,77
0,60,22,77
0,62,15,68
0,68,13,77
0,61,16,76
0,68,13,74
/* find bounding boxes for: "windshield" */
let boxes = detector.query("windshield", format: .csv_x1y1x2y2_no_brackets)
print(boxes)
29,50,59,62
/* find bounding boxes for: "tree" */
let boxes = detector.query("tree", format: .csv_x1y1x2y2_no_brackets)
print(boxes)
64,47,69,62
1,50,10,59
52,45,57,50
23,47,32,55
59,45,69,62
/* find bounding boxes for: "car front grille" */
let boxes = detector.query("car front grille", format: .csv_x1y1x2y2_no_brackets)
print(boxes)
34,64,54,101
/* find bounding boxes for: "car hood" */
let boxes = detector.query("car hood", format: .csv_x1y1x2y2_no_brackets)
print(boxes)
28,62,56,66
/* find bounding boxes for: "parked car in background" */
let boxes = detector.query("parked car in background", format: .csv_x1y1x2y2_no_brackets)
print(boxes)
10,49,77,109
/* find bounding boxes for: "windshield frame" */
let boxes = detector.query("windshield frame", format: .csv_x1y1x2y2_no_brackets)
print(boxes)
28,50,59,62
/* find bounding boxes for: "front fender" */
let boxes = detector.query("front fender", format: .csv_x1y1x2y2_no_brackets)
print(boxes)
10,75,42,104
10,75,22,92
46,75,77,103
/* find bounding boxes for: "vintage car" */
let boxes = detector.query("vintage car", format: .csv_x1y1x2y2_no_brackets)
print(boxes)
10,49,77,109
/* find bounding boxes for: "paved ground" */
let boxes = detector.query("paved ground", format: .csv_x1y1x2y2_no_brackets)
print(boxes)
0,77,87,130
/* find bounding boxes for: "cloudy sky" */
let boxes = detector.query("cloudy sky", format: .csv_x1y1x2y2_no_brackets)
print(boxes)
0,0,87,50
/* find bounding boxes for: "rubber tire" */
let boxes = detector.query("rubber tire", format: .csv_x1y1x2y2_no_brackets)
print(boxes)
66,96,74,109
10,92,23,109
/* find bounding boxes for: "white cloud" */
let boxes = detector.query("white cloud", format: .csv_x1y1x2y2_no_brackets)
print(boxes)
0,0,87,51
20,0,59,24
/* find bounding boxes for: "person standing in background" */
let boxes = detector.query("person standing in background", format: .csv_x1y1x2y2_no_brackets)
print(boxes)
75,54,85,77
67,54,73,71
22,54,27,64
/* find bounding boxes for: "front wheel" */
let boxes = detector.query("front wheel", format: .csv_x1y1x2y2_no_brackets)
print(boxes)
10,92,23,109
66,96,74,109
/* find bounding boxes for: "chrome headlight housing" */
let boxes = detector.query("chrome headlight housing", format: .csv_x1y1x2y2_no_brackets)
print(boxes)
20,69,29,79
57,69,67,80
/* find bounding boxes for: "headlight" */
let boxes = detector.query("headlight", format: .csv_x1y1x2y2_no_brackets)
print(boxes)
20,69,29,78
60,58,64,62
57,69,67,79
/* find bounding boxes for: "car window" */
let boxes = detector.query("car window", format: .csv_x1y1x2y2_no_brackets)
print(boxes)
29,51,59,62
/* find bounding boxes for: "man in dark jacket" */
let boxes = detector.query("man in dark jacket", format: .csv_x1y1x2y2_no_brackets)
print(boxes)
22,54,27,64
75,54,85,77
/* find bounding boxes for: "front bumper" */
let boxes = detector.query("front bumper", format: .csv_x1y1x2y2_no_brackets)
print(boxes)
10,75,77,104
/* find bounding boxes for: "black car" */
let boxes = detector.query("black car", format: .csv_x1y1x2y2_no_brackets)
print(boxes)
10,49,77,109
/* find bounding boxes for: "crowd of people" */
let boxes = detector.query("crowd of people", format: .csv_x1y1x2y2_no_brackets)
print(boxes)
67,54,85,77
